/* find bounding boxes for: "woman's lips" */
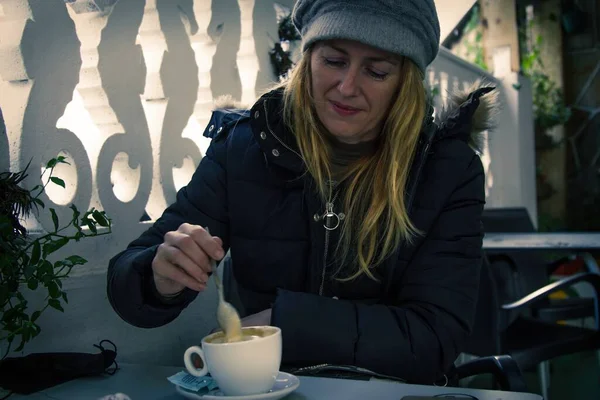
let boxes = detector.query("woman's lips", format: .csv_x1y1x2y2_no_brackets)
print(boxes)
330,101,361,116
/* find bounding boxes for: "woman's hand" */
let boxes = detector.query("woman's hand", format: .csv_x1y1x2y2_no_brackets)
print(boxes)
151,223,224,296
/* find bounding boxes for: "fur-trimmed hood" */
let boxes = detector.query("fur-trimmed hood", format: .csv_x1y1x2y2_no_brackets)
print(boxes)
434,81,499,154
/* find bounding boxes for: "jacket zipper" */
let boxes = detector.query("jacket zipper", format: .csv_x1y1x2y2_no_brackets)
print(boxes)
261,99,433,296
319,189,341,296
262,101,339,296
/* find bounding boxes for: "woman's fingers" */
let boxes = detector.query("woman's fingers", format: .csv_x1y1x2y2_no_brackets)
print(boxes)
153,254,206,293
164,230,212,274
151,224,226,296
179,224,225,261
162,243,209,284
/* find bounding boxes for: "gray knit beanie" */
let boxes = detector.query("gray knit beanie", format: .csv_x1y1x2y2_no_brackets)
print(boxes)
292,0,440,74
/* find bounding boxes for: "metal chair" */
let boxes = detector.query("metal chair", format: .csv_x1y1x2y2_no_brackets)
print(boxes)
465,255,600,399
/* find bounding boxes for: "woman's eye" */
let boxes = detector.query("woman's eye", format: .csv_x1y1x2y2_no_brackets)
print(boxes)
367,69,388,81
324,58,345,68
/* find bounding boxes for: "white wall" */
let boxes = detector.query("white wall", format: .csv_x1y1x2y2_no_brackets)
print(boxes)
428,48,538,224
0,0,536,364
433,0,477,42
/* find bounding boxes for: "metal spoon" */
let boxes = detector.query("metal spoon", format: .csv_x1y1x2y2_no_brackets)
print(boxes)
205,228,242,342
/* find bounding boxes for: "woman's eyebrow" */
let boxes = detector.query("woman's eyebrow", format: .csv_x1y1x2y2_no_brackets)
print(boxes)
323,44,399,65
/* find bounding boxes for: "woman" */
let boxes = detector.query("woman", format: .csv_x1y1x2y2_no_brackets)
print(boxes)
107,0,497,384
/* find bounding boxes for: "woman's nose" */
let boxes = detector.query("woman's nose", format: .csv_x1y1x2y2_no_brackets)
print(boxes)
338,67,360,97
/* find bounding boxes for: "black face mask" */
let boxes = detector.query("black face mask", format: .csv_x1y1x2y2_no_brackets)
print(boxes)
0,340,118,396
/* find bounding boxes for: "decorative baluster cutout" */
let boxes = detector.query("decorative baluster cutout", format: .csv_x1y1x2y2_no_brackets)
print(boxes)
237,0,259,106
189,0,217,126
137,0,169,218
175,0,220,179
252,0,279,94
64,0,119,14
58,1,123,223
0,0,32,177
0,0,31,81
17,0,92,232
156,0,202,211
63,2,122,137
208,0,242,102
138,0,166,101
95,0,152,226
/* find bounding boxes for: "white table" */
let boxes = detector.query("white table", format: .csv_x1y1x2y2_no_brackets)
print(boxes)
9,363,543,400
483,232,600,251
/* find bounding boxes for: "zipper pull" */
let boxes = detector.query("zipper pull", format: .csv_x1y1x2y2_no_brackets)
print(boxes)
312,200,345,229
322,202,342,231
325,202,334,215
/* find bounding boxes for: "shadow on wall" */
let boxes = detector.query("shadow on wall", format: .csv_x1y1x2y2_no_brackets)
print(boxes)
20,0,91,232
253,0,279,96
210,0,242,102
96,0,152,225
157,0,202,207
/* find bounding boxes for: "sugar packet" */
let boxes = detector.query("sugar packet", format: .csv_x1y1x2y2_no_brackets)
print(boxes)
167,371,219,392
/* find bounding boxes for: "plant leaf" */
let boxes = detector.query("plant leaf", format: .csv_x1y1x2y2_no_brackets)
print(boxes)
50,177,65,188
27,279,38,291
31,311,41,322
48,299,64,312
50,208,59,231
86,220,97,234
23,263,35,280
39,259,53,276
0,285,9,306
62,292,69,303
31,240,41,265
92,210,109,227
0,217,13,237
46,158,57,169
70,204,81,223
14,339,26,352
66,255,87,265
33,198,45,209
2,307,17,323
48,281,61,299
43,237,69,256
20,252,30,268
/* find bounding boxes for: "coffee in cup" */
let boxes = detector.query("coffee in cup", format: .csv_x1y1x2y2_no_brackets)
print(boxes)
184,326,282,396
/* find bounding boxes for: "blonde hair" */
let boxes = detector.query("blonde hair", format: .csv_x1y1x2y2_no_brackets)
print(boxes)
281,49,427,281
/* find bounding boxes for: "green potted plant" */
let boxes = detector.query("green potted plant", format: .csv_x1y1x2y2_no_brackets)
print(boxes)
0,156,112,359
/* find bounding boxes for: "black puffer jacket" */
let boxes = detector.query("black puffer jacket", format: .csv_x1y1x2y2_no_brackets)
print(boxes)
107,84,497,384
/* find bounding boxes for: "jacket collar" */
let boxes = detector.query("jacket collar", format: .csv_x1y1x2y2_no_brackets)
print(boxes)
246,83,498,175
249,88,306,174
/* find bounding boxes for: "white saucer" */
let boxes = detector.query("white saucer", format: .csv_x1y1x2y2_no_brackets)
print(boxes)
175,371,300,400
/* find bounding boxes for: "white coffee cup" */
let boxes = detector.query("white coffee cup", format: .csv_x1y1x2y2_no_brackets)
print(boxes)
183,326,282,396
